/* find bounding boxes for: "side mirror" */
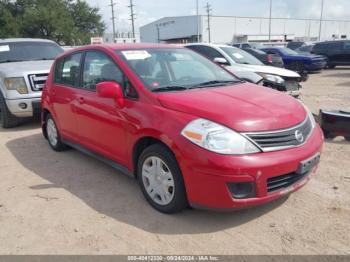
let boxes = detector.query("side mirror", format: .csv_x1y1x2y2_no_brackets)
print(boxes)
96,81,124,107
213,57,230,66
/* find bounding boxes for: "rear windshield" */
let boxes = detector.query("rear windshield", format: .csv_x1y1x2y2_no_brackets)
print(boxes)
220,47,263,65
0,41,64,63
278,48,298,55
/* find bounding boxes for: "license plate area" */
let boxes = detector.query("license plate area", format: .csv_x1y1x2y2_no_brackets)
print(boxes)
297,153,321,175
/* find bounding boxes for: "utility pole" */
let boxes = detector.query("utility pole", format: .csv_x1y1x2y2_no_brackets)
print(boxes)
196,0,200,42
109,0,117,43
319,0,325,41
128,0,136,40
268,0,272,42
205,2,212,43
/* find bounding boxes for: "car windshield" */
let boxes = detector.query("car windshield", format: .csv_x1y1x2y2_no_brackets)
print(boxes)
0,41,64,63
278,47,299,55
220,47,263,65
117,48,240,92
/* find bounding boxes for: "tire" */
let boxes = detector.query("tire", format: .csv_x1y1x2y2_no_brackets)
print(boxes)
45,114,68,151
0,92,22,128
137,143,188,213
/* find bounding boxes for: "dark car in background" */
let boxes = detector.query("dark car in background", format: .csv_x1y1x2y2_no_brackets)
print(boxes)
312,40,350,68
243,48,284,68
261,47,327,72
295,44,315,55
286,41,307,50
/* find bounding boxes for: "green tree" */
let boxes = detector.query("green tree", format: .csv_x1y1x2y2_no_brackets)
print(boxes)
0,0,105,45
68,0,106,45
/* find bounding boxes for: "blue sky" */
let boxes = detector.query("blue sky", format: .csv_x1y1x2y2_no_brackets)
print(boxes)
86,0,350,33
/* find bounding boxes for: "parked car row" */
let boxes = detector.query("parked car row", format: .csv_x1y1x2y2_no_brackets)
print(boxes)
0,39,324,214
233,40,350,70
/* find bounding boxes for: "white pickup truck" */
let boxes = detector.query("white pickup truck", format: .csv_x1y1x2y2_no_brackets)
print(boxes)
0,38,64,128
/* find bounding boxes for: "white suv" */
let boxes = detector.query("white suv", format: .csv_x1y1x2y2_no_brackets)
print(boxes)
0,38,63,128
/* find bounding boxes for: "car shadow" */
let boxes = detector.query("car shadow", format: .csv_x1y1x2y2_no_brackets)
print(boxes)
6,133,288,234
0,119,41,132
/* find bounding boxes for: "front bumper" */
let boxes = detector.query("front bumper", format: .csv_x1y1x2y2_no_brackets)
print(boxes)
305,61,327,71
178,125,324,210
5,98,41,117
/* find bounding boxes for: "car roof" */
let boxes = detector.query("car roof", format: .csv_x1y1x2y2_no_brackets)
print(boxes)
0,38,56,44
56,43,185,59
185,43,237,49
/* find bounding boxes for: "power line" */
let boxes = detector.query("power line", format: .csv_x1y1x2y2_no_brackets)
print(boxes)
205,2,212,43
109,0,117,43
128,0,136,40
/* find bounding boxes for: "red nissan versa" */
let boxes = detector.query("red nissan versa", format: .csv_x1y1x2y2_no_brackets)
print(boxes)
41,44,323,213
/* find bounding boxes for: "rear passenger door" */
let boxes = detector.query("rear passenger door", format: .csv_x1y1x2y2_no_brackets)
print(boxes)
326,42,343,64
52,52,82,140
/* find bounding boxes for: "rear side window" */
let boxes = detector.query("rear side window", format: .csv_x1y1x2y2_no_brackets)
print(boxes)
242,44,250,48
343,42,350,50
54,53,82,87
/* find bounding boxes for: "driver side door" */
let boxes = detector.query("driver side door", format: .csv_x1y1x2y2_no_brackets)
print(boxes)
74,50,130,165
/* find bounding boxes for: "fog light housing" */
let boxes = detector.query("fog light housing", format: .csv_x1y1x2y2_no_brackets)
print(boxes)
228,182,255,199
19,103,28,110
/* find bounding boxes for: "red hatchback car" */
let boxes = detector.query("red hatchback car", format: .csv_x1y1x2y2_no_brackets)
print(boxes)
42,44,323,213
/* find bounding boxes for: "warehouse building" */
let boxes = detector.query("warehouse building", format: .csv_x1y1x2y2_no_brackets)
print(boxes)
140,15,350,44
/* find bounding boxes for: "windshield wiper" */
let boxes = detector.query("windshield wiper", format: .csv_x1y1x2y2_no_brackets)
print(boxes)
191,80,240,88
152,86,189,92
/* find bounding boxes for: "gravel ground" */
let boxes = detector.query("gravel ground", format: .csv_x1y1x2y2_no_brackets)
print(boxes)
0,68,349,255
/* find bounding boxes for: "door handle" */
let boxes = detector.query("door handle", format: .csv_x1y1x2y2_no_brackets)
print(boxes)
78,97,85,104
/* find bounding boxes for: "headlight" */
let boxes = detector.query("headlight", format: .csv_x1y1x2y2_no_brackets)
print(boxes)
257,73,285,85
4,77,28,94
181,118,261,155
302,104,316,129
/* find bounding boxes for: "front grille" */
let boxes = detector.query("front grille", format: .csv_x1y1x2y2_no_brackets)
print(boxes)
267,171,308,193
28,73,49,91
245,117,313,152
285,80,300,91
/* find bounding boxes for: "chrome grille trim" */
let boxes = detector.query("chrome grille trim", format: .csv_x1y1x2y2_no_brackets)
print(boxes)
243,116,313,152
28,73,49,91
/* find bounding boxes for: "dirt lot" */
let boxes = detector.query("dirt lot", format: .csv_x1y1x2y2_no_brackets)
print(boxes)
0,68,349,255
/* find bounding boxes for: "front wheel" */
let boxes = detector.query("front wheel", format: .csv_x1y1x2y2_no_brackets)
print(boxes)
137,144,188,213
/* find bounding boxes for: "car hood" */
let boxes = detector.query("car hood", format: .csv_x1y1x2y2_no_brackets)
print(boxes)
0,60,53,77
227,64,300,78
157,83,307,132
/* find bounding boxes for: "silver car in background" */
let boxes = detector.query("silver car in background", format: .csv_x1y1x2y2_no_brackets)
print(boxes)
186,43,303,98
0,38,63,128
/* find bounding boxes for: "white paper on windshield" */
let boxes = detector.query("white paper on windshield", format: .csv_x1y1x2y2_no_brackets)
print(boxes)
232,53,244,59
122,50,151,60
0,45,10,52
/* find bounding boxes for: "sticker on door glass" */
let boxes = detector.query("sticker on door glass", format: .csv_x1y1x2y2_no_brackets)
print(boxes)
232,53,244,59
122,50,151,60
0,45,10,52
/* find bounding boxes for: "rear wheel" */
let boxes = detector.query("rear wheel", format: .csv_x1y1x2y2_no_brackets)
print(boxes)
45,114,68,151
137,144,188,213
0,93,21,128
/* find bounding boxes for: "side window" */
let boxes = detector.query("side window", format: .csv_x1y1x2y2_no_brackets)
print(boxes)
83,51,123,91
343,42,350,50
82,51,137,98
242,44,250,48
54,53,82,87
192,46,225,60
264,50,276,55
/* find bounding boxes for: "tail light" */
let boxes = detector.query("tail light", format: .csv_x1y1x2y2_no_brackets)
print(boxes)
267,54,273,63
